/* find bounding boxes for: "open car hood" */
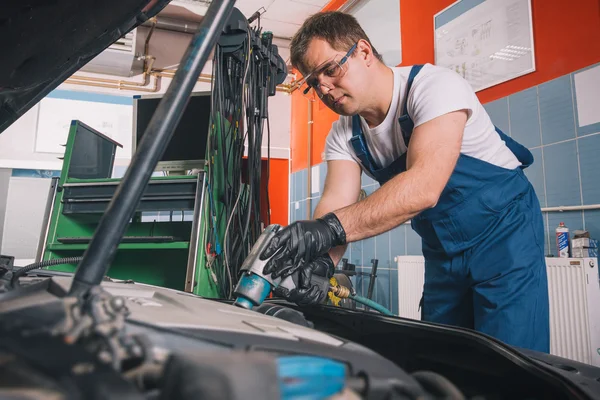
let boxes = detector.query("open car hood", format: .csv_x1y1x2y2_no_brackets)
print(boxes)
0,0,172,134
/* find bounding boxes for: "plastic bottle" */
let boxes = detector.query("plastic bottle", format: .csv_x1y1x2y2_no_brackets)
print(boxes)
556,222,570,258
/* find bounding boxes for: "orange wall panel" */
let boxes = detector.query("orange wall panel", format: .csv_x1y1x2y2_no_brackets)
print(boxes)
399,0,454,67
399,0,600,104
267,158,289,226
291,0,600,174
241,157,289,226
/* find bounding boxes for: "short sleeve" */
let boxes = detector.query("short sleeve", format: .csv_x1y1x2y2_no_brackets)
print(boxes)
323,118,357,163
408,66,476,129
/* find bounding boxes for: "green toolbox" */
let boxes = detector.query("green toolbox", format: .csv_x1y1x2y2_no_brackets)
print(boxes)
38,120,220,297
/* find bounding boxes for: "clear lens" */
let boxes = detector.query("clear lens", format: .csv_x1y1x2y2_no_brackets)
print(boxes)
299,54,349,101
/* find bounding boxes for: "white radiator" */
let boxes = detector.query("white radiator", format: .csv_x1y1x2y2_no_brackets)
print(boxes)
546,257,600,366
394,256,425,321
394,255,600,367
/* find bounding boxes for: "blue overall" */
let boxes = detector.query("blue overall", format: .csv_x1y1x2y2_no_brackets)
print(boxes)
349,65,550,353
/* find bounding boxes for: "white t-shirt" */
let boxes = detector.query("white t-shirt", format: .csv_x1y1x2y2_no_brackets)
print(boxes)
324,64,521,176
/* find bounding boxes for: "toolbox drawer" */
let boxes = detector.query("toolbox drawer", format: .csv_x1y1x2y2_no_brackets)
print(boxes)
61,178,198,214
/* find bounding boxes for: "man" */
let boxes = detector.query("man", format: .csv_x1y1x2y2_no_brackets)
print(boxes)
262,11,549,353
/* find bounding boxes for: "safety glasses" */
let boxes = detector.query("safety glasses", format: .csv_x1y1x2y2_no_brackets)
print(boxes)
296,42,358,101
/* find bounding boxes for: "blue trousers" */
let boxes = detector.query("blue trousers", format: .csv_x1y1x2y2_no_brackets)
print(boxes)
420,187,550,353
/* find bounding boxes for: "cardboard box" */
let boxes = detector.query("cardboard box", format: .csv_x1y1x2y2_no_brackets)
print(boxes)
572,247,599,258
572,238,599,249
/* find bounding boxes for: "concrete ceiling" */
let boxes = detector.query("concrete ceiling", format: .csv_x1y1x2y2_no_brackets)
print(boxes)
165,0,331,39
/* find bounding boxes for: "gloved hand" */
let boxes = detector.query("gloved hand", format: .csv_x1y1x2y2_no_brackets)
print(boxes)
272,254,335,306
260,212,346,277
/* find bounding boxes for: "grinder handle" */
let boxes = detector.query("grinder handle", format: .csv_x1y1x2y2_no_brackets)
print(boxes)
310,275,332,295
279,272,332,295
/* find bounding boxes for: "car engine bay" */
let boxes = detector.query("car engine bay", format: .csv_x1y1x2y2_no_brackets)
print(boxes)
0,271,598,400
1,0,600,398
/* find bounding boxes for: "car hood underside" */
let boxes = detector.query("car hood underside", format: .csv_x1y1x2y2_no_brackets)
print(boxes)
0,0,171,134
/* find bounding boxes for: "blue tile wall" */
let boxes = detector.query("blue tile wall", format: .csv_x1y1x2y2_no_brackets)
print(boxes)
539,76,576,145
543,141,581,207
298,169,308,201
390,269,399,315
482,62,600,258
289,172,295,203
372,268,391,311
361,266,373,299
577,134,600,204
583,210,600,243
362,236,376,267
483,97,510,134
375,231,391,269
524,147,546,207
509,87,541,149
350,240,363,267
406,228,423,256
390,225,406,258
287,62,600,316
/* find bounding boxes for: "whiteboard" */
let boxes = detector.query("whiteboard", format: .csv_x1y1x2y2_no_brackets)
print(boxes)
434,0,535,92
36,97,133,159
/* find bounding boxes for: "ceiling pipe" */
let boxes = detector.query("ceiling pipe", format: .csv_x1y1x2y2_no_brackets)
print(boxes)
141,15,293,42
64,14,296,94
143,16,202,34
64,72,163,93
65,70,293,94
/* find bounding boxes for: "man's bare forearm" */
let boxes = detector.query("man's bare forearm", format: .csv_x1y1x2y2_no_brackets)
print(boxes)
334,110,466,243
335,169,435,243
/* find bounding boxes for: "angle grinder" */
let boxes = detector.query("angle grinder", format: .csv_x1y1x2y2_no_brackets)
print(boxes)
232,224,333,310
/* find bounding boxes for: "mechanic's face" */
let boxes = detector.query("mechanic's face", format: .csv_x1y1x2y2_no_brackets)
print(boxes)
300,38,372,116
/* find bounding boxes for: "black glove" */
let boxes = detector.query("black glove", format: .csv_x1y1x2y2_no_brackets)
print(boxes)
272,254,335,306
260,213,346,277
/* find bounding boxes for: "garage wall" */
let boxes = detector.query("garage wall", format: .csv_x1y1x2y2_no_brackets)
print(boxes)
0,169,11,249
289,0,600,314
483,64,600,256
0,27,291,256
397,0,600,258
0,175,53,262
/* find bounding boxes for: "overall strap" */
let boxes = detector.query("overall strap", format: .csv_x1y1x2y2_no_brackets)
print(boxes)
348,64,425,184
350,114,381,172
495,127,534,169
398,64,424,146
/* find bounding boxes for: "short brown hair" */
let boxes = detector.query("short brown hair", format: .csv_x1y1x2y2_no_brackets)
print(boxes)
290,11,383,75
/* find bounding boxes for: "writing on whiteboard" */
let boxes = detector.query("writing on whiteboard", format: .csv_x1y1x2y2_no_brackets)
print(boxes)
435,0,535,92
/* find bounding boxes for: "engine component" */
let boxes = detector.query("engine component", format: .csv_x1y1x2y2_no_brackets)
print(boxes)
254,303,314,328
